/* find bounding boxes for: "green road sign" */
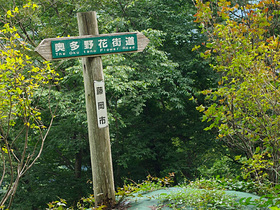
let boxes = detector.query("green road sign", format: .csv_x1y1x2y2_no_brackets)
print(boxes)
51,33,137,59
35,32,149,61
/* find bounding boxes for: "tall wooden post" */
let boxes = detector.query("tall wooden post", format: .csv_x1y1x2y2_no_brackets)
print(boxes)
77,11,115,207
35,10,148,207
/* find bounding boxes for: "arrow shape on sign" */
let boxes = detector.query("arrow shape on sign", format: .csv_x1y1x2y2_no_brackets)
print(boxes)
35,32,149,61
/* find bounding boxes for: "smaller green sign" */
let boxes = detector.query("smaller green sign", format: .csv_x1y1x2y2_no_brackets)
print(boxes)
51,33,138,59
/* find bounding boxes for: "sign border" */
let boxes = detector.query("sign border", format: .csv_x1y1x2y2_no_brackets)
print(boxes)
51,33,138,59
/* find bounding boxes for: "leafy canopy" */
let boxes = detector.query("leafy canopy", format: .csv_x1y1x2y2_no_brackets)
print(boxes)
0,3,59,208
194,0,280,185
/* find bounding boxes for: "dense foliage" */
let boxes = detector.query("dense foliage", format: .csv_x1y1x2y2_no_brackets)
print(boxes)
0,3,60,208
195,0,280,186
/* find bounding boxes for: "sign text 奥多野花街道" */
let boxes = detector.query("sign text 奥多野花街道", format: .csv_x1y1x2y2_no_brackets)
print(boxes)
51,33,138,59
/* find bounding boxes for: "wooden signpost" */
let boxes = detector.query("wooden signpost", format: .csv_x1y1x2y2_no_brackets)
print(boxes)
35,11,149,208
35,32,149,61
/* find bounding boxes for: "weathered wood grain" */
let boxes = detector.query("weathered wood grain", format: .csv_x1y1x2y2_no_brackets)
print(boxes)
77,11,115,208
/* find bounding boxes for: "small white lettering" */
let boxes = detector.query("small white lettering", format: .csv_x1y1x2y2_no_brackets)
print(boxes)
84,40,94,50
70,41,79,51
112,38,121,47
98,39,108,48
55,43,65,52
125,37,135,46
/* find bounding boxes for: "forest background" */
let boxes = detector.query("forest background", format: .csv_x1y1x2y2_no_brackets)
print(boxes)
0,0,279,209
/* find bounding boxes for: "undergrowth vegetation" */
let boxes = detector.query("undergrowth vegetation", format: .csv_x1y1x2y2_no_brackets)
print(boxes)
158,188,244,209
46,174,174,209
46,175,280,209
158,178,280,209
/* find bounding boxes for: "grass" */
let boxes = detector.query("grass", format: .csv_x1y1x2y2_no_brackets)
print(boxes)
157,187,245,209
46,176,280,209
